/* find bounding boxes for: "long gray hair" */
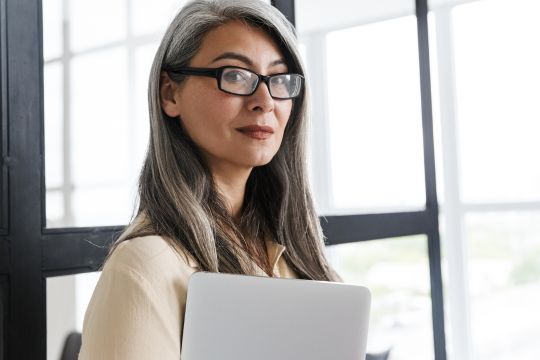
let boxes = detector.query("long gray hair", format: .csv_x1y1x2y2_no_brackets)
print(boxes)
109,0,340,281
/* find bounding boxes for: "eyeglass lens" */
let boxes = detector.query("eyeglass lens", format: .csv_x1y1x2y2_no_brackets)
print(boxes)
220,67,301,99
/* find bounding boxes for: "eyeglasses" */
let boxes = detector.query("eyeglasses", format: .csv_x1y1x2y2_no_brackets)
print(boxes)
164,65,304,100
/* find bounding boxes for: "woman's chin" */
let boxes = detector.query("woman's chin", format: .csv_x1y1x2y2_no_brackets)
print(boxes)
236,151,277,168
250,154,277,168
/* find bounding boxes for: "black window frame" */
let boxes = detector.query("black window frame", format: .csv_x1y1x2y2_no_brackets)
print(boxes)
0,0,446,358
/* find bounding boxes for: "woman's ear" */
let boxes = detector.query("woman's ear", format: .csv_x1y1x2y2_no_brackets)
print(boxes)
160,71,182,118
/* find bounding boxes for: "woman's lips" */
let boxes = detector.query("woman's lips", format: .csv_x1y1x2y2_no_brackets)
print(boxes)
236,125,274,140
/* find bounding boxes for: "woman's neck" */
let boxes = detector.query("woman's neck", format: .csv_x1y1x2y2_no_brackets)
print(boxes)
211,165,253,220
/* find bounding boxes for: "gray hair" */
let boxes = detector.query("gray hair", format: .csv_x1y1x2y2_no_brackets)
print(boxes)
109,0,340,281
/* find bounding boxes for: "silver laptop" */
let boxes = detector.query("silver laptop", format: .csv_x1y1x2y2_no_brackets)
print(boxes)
181,272,371,360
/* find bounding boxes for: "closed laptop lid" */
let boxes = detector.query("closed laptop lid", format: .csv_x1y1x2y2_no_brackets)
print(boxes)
181,272,371,360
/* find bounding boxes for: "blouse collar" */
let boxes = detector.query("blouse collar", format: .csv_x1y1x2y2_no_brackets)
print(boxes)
184,239,286,273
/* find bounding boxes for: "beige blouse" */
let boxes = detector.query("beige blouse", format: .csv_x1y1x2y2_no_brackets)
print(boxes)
78,235,297,360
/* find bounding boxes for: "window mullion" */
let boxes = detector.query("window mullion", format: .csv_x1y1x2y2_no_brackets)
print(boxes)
303,32,333,215
434,6,473,360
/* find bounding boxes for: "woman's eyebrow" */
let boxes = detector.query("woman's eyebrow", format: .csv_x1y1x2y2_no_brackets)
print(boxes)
211,51,286,67
268,58,287,67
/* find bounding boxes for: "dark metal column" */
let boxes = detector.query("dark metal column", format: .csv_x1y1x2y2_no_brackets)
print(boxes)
416,0,447,358
0,0,9,357
271,0,295,25
5,0,46,358
0,0,8,237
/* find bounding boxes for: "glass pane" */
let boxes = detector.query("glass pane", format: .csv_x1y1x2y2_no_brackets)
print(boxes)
69,0,127,52
452,0,540,203
47,272,100,360
131,0,269,36
465,211,540,359
71,186,136,226
328,235,434,359
131,0,183,36
46,190,65,228
44,62,63,189
70,48,130,188
296,0,426,215
43,0,186,227
42,0,62,61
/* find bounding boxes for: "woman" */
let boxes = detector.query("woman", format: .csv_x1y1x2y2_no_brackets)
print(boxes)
79,0,340,358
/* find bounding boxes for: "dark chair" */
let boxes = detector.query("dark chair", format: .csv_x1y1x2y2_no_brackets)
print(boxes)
60,331,82,360
366,349,391,360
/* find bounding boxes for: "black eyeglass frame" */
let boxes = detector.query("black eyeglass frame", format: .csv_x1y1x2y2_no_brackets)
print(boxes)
164,65,304,100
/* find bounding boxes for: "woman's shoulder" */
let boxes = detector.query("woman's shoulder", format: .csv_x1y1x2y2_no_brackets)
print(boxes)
81,235,193,358
104,235,199,282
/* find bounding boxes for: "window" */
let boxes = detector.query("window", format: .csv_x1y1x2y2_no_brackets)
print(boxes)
297,0,425,215
46,273,100,360
331,236,434,359
296,1,444,359
325,17,425,214
43,0,184,228
4,1,444,358
429,0,540,358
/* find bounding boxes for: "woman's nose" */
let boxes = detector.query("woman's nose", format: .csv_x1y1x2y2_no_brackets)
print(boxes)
247,81,275,113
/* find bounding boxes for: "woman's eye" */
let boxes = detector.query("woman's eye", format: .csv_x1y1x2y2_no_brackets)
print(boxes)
223,70,248,83
270,76,286,86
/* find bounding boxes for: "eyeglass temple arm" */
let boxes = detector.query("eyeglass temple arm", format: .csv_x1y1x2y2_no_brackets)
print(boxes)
164,67,219,78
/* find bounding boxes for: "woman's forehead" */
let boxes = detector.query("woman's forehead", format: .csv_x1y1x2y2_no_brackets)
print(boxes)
190,20,286,69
